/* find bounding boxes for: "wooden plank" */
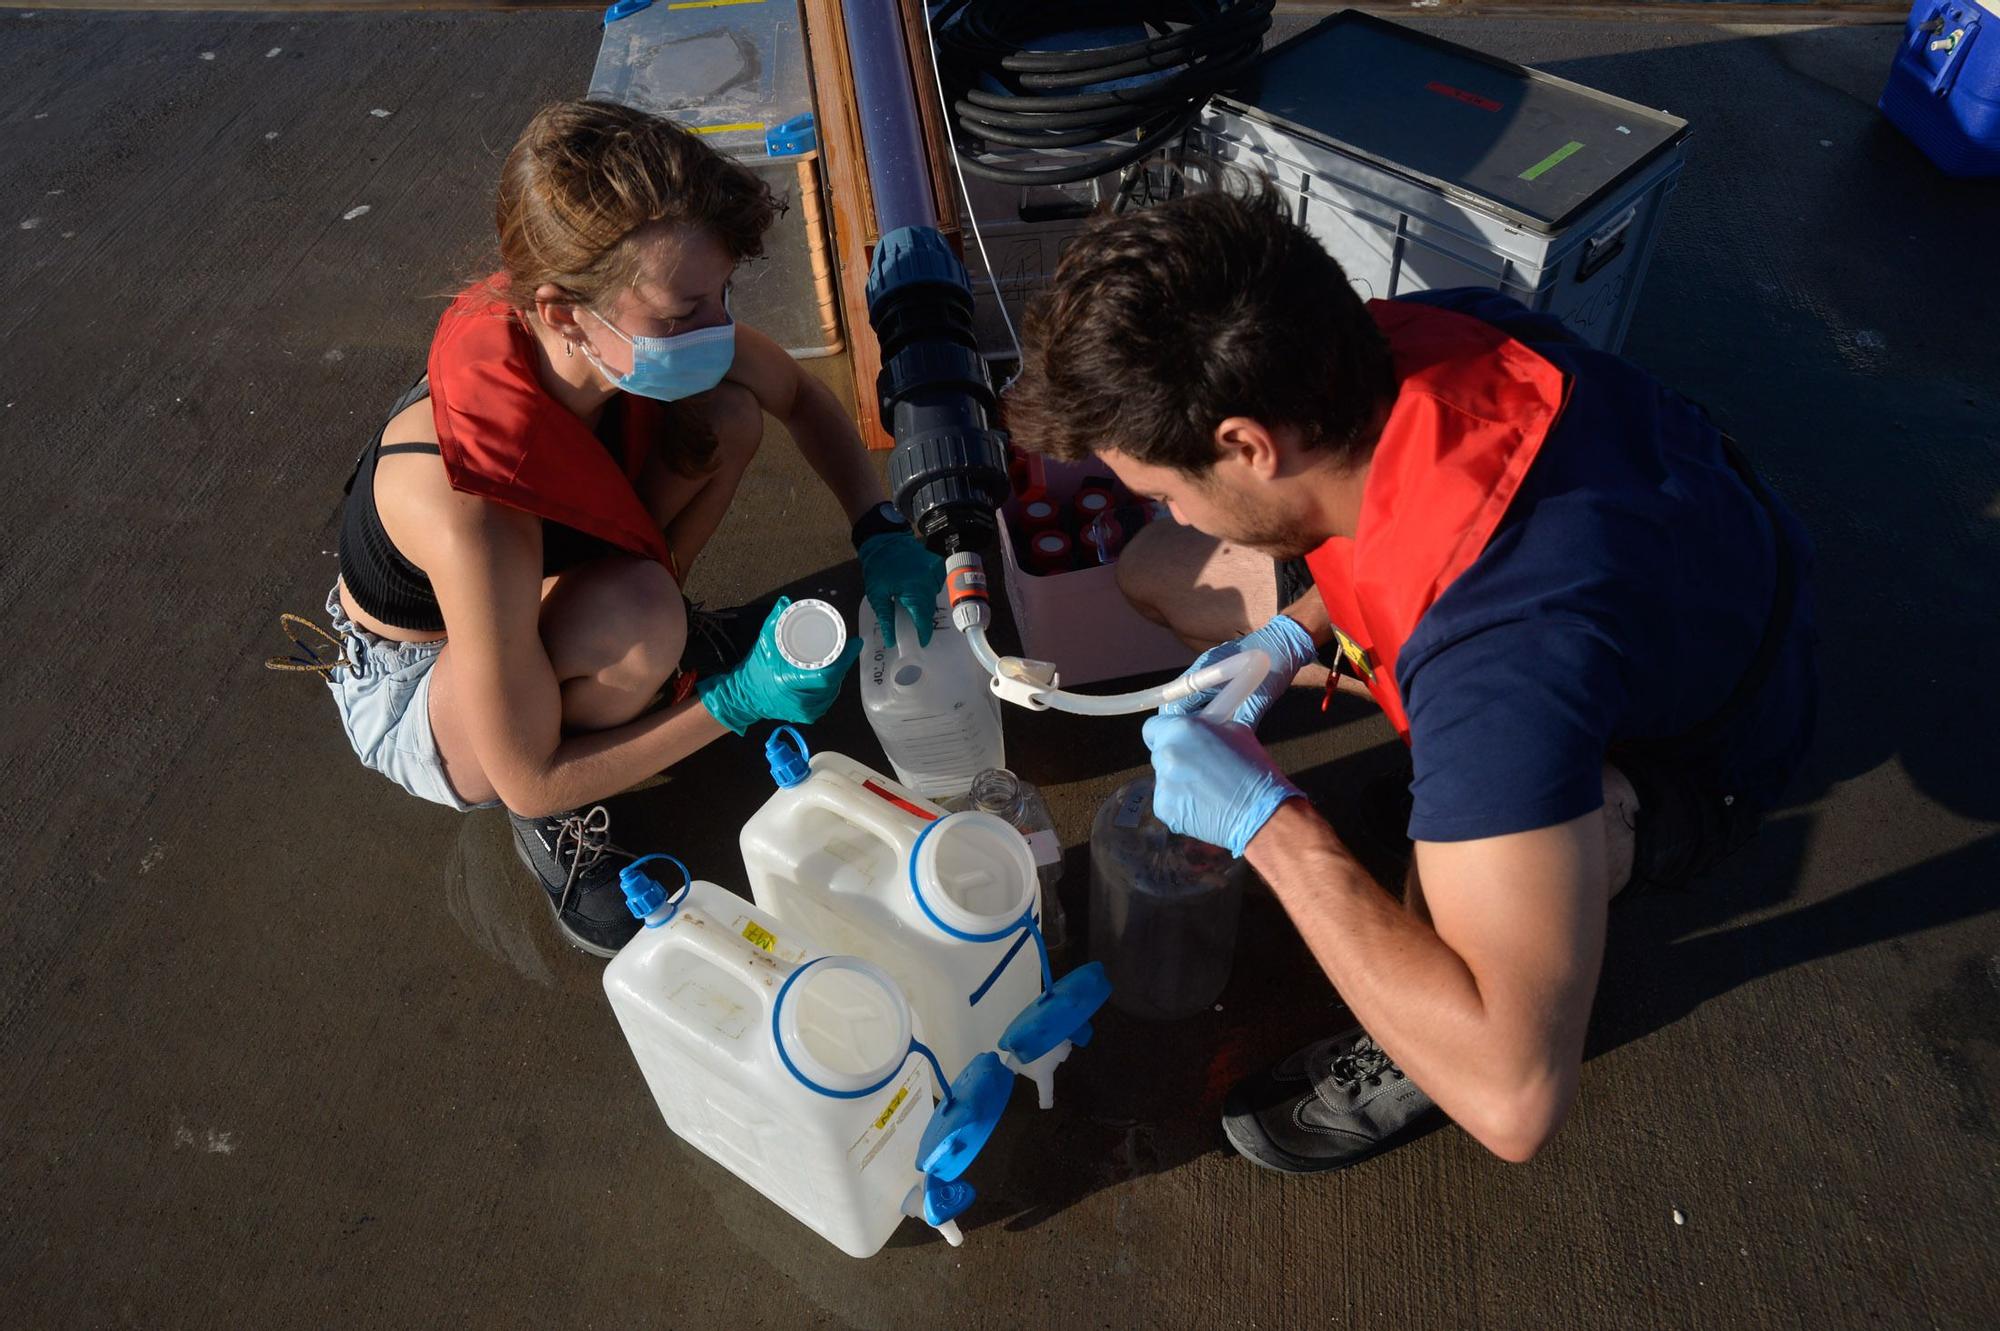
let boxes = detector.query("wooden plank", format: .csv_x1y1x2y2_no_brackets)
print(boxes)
801,0,892,449
898,0,963,244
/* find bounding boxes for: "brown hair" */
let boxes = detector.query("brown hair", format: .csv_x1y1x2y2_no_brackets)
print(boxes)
492,98,778,311
1003,184,1396,474
487,100,779,476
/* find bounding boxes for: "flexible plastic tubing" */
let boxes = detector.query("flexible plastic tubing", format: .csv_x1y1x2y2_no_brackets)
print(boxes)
962,623,1266,717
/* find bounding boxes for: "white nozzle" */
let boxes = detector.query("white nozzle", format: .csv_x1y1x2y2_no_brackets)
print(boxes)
1001,1043,1072,1110
938,1220,965,1247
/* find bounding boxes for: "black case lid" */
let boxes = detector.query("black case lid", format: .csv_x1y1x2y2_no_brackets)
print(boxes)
1215,10,1689,233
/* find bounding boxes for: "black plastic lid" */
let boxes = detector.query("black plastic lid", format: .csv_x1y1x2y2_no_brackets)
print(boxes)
1215,10,1688,234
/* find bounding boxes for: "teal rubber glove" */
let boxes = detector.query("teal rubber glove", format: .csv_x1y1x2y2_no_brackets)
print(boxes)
696,597,863,736
1160,613,1319,731
858,531,945,650
1141,714,1303,858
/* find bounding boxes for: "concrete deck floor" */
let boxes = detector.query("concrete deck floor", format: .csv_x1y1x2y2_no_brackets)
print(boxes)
2,8,1996,1328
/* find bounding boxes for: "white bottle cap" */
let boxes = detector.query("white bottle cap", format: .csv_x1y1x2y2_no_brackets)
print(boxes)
773,598,847,670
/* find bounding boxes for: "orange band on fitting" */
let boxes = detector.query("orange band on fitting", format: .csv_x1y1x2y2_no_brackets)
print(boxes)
948,567,989,606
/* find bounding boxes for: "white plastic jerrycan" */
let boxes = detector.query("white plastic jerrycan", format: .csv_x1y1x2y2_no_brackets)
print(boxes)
742,729,1113,1109
859,591,1005,801
603,855,1008,1258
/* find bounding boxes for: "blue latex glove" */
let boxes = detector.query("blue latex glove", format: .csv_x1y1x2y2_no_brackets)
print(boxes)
1161,613,1319,731
697,597,863,736
858,531,945,650
1141,714,1303,858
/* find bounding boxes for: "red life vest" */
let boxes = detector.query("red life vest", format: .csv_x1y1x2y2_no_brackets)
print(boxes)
425,276,672,567
1305,300,1572,743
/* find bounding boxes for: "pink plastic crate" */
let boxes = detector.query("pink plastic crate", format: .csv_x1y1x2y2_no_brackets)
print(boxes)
995,458,1196,688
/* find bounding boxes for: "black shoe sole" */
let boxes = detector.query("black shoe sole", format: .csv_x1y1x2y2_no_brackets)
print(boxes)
1220,1098,1447,1175
511,837,623,960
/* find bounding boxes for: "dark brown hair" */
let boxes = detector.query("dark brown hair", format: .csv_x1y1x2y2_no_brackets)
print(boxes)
1004,185,1396,474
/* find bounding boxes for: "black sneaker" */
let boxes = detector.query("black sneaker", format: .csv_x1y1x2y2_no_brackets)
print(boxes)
508,805,640,957
678,595,776,681
1221,1024,1444,1174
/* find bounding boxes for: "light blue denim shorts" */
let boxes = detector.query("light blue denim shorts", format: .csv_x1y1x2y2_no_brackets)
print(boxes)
323,585,499,812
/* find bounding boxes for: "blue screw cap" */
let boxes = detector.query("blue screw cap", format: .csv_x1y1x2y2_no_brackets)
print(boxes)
921,1174,976,1228
618,854,690,924
766,725,812,789
866,225,972,317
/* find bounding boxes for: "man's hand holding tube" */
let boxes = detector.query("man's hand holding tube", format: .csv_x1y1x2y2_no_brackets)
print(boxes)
1141,712,1303,858
1160,613,1318,731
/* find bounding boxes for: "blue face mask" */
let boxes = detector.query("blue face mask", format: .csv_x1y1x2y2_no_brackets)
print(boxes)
582,299,736,402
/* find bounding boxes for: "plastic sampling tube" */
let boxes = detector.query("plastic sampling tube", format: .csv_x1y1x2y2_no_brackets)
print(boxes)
945,551,1267,717
961,620,1268,719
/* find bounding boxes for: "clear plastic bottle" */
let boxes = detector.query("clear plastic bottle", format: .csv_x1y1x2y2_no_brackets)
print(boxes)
948,769,1067,953
1088,774,1247,1021
858,592,1005,801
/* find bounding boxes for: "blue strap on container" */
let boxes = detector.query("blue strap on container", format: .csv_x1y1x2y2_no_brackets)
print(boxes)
906,816,1054,1006
618,853,692,925
771,957,958,1107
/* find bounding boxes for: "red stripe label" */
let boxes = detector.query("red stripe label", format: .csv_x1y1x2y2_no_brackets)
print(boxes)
864,780,939,821
1426,81,1502,113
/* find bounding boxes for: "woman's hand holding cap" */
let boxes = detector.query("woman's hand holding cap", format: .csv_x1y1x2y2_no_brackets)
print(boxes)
697,597,863,735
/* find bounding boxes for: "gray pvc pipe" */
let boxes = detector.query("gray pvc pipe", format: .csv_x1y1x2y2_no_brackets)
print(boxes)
841,0,939,237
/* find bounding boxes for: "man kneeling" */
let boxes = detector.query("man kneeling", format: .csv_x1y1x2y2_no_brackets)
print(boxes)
1003,188,1818,1171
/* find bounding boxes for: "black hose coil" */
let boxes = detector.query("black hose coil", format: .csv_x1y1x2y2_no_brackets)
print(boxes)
933,0,1274,186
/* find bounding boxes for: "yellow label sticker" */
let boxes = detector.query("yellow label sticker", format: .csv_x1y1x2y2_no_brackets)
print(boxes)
873,1085,910,1131
1333,627,1377,682
692,121,767,136
740,921,778,953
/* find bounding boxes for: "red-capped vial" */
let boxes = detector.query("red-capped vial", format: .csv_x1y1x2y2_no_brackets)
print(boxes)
1076,475,1122,509
1024,529,1073,576
1019,496,1061,532
1071,489,1114,529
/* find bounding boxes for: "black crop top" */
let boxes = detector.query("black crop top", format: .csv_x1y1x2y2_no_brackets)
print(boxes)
337,379,626,634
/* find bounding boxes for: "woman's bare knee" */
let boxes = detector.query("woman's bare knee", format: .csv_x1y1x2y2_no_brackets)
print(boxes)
541,557,687,688
1116,522,1184,625
1116,521,1271,647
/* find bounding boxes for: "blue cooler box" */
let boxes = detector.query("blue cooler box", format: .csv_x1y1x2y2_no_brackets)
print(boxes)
1880,1,2000,177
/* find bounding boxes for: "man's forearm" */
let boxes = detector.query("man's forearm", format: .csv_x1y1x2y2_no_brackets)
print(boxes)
1278,592,1371,699
1281,591,1333,647
1244,800,1567,1154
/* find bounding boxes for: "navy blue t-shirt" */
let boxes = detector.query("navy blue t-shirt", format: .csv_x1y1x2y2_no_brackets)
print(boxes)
1388,289,1817,844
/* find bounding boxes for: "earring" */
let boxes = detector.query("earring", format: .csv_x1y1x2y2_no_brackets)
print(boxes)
564,339,574,358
